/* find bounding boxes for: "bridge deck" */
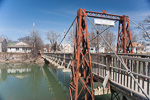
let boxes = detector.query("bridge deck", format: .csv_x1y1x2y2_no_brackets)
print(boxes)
42,53,150,100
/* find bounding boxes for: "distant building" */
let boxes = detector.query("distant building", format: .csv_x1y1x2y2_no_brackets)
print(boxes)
132,42,146,53
0,38,7,52
41,47,49,53
61,43,73,53
7,41,32,53
90,44,105,53
90,47,96,53
146,42,150,53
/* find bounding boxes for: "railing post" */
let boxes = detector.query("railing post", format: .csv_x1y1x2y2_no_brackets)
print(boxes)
107,55,111,93
148,62,150,76
59,54,61,65
101,55,111,90
106,55,111,80
64,53,65,67
55,51,58,62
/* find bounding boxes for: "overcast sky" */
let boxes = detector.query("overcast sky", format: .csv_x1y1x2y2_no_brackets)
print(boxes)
0,0,150,43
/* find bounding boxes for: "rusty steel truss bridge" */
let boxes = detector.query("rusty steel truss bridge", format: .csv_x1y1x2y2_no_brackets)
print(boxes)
41,8,150,100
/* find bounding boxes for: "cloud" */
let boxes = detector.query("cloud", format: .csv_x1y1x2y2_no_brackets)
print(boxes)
0,27,31,40
111,10,150,22
40,20,67,26
105,10,150,30
58,8,76,15
39,10,74,18
0,27,30,34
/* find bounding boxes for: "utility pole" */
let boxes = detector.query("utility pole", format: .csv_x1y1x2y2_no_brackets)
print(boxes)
63,30,66,53
63,30,66,64
97,28,100,88
33,22,36,57
33,22,35,48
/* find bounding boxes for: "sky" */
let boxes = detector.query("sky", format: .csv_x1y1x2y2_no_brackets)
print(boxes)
0,0,150,44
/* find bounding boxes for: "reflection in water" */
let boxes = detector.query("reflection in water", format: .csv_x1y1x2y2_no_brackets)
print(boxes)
42,64,69,100
0,63,33,82
0,63,46,100
26,64,43,99
0,63,110,100
0,63,70,100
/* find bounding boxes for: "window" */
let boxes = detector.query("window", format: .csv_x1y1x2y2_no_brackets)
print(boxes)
16,48,19,51
146,44,150,46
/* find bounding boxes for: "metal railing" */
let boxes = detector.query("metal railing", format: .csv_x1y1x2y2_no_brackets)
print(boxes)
91,53,150,99
42,53,150,99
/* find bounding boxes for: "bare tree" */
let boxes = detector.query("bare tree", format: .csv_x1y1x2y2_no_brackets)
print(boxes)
18,36,32,46
67,31,74,46
102,29,116,52
89,27,97,48
89,26,116,53
89,31,96,47
67,26,116,53
46,30,60,51
0,34,14,43
34,32,44,51
45,44,49,48
139,15,150,41
131,29,138,42
31,30,44,57
18,31,44,58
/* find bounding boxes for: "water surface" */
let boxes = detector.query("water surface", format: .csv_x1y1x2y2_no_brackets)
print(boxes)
0,63,111,100
0,63,70,100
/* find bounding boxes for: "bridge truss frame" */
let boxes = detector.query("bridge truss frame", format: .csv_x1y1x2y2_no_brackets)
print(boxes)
86,10,133,53
69,8,134,100
69,8,94,100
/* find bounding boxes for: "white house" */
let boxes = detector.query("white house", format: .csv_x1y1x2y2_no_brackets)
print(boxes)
146,42,150,53
90,44,105,53
90,47,96,53
7,41,32,53
61,43,73,53
132,42,146,53
0,38,7,52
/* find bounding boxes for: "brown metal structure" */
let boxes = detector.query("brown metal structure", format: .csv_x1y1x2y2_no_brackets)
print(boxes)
86,10,133,53
69,8,94,100
69,8,133,100
41,47,49,55
117,15,133,53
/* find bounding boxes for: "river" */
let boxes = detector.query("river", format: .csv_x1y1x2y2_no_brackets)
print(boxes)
0,63,111,100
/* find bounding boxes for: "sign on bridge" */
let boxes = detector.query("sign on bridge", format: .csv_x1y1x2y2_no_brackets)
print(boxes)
94,18,115,27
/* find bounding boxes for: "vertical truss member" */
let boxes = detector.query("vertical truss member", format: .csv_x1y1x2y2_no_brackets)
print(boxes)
117,15,133,53
69,8,94,100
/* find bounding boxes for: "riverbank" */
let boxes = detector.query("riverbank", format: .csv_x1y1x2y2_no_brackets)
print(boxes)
0,52,44,63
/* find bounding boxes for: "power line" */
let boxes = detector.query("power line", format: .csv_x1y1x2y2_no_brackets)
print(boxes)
89,27,111,42
128,17,150,35
50,17,76,53
58,16,77,47
89,22,117,43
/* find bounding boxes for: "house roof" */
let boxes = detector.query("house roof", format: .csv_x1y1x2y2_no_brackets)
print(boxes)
7,45,32,48
132,42,137,47
132,42,145,48
15,41,28,46
7,41,32,48
0,38,6,43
